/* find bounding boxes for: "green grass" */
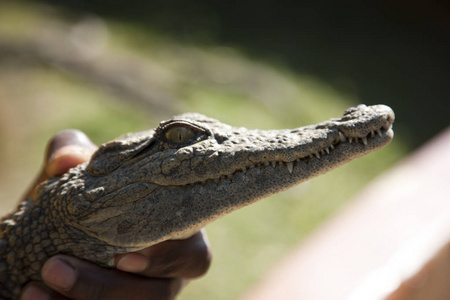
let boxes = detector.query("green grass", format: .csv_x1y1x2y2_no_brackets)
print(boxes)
0,2,407,299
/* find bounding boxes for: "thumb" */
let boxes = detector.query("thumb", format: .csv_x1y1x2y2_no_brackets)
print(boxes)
24,130,97,200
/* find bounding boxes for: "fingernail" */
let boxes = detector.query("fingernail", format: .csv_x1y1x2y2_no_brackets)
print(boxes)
42,258,76,290
46,129,97,161
116,253,148,273
47,145,93,176
21,285,50,300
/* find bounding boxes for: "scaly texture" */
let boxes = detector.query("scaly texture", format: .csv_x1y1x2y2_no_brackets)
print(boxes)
0,104,394,298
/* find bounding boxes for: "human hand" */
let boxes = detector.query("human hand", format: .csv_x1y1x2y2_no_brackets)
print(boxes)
20,130,212,300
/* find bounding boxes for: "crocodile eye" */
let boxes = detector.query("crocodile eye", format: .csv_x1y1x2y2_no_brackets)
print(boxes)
165,126,196,144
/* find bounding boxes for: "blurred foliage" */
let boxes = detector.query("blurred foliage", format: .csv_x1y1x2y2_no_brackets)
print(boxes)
29,0,450,148
0,2,410,300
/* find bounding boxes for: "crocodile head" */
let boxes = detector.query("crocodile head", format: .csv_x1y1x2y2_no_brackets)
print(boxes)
47,104,394,254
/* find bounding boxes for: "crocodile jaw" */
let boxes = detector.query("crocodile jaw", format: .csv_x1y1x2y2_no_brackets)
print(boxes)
151,108,394,243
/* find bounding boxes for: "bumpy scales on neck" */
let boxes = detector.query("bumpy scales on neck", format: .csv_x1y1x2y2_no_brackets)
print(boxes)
0,104,394,298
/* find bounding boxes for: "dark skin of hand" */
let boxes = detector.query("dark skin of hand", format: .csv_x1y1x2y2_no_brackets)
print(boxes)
20,130,212,300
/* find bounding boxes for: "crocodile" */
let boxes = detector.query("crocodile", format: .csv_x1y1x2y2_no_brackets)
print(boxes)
0,104,394,298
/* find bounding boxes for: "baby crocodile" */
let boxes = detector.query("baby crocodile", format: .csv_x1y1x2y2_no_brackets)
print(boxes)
0,104,394,298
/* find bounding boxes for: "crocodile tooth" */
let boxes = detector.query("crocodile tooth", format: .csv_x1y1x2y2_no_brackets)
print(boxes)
376,129,382,137
361,136,368,145
349,137,353,143
386,122,393,131
271,161,276,168
339,131,347,142
325,147,330,154
315,152,321,159
320,150,325,155
330,144,335,150
286,161,294,173
264,160,270,166
371,131,375,137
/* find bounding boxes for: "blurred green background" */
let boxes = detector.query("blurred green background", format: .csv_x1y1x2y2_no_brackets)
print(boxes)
0,1,448,299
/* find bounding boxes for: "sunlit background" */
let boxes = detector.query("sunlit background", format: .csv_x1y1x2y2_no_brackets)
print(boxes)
0,1,448,299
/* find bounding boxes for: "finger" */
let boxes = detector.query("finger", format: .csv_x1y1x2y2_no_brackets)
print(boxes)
21,282,69,300
40,255,183,300
24,130,97,200
116,230,212,279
